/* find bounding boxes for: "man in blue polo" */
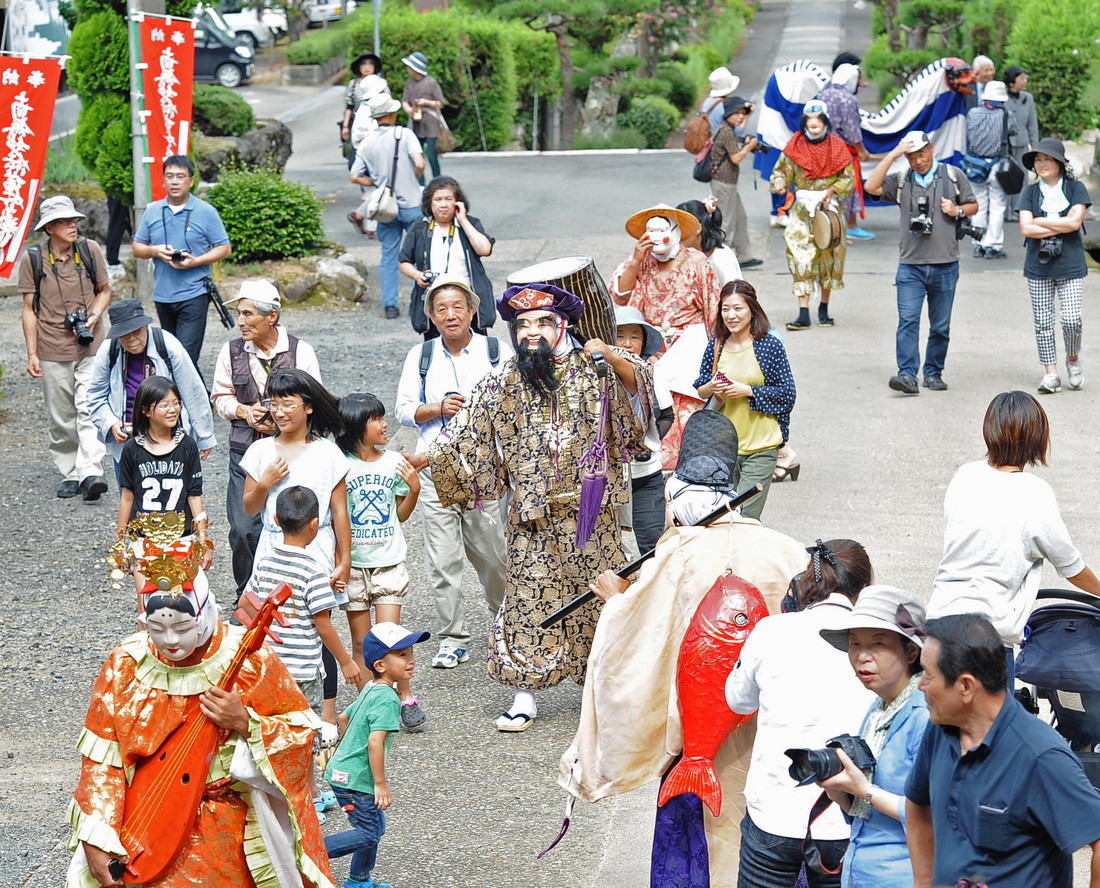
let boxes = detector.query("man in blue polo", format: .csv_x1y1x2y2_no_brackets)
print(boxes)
133,155,232,376
905,613,1100,888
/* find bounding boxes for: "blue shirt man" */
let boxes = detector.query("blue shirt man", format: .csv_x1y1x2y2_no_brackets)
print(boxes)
905,613,1100,888
133,154,231,375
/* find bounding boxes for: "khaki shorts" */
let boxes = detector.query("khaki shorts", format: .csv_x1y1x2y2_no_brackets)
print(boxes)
344,563,410,611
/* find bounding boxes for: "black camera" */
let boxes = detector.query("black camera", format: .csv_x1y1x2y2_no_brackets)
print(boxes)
785,733,876,786
171,250,185,264
741,137,773,155
909,196,933,236
955,217,986,242
65,308,95,347
421,270,439,287
1038,236,1063,264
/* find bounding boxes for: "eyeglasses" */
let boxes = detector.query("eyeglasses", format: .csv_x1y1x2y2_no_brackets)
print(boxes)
154,400,182,412
164,173,192,182
261,399,304,414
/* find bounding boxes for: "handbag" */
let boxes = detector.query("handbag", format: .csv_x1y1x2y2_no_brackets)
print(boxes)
994,110,1025,195
432,109,455,154
692,146,714,183
366,129,402,223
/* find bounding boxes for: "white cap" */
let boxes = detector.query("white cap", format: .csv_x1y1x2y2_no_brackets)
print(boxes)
224,279,281,309
898,130,931,153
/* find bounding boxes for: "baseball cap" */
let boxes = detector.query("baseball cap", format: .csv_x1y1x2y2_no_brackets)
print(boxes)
362,621,430,668
898,131,931,154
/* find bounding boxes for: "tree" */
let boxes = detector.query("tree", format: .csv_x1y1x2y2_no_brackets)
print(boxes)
490,0,645,148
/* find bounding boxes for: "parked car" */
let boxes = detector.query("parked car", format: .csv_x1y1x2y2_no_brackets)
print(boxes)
193,16,254,88
217,1,288,44
194,4,272,50
303,0,355,25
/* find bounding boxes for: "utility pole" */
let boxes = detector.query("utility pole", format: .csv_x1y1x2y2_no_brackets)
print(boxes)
372,0,382,56
127,0,165,299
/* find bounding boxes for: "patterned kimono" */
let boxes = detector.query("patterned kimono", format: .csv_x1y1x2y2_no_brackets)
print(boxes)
429,347,652,691
770,144,855,297
66,623,333,888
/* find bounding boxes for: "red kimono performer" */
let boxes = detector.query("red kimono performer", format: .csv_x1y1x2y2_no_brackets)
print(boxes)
65,584,334,888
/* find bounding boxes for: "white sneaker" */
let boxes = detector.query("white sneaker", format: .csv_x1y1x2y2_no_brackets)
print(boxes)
431,645,469,669
1038,373,1062,394
1067,358,1084,389
770,215,790,228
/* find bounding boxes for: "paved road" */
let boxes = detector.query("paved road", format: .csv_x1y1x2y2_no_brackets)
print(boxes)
11,1,1098,886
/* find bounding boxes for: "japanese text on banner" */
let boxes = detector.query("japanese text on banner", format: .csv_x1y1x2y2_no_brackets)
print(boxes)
136,16,195,201
0,56,62,278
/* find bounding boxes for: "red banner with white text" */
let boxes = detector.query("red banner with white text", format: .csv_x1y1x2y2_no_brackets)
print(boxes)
0,56,63,278
136,15,196,202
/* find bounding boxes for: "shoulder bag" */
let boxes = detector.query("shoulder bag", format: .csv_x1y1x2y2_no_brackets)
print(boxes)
431,108,455,154
994,109,1026,195
366,129,402,223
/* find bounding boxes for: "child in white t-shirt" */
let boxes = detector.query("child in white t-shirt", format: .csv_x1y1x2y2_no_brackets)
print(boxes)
337,393,424,731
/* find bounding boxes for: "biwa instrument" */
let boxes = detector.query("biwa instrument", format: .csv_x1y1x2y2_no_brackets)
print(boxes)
119,584,292,884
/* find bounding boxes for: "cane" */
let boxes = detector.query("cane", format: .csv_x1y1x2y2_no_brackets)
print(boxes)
539,482,764,629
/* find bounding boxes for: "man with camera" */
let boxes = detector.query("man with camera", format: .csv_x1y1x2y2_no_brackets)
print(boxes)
864,131,978,395
132,155,232,376
19,195,111,501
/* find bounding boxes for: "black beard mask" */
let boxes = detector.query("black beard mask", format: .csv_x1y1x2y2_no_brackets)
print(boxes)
513,335,557,402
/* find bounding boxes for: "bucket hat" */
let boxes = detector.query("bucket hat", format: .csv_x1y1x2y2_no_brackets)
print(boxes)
1023,137,1069,171
401,51,429,76
107,299,157,338
819,584,926,650
35,195,86,231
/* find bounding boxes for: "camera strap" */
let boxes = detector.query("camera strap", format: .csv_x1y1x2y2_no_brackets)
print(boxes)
801,790,845,875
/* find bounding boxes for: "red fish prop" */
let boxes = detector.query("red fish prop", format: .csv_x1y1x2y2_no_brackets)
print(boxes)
657,571,769,816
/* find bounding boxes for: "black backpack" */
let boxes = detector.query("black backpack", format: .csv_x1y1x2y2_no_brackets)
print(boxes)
419,336,500,401
27,235,101,315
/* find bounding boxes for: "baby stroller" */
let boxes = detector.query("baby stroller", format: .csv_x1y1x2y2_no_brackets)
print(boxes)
1015,588,1100,789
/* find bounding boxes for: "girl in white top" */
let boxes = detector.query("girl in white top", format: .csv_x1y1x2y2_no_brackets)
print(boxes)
678,197,743,285
929,390,1100,645
241,368,351,591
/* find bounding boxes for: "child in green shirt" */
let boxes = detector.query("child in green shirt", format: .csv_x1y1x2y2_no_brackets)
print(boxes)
323,622,429,888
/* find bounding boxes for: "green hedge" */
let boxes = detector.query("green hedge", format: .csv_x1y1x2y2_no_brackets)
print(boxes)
193,84,256,137
67,11,129,98
286,22,353,65
617,95,678,149
1006,0,1100,137
74,93,133,203
208,168,324,262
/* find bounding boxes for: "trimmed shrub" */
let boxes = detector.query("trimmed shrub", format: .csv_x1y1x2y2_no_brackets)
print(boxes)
193,84,255,137
1006,0,1100,137
286,24,352,65
657,62,697,113
207,168,324,262
617,95,678,149
67,11,129,98
74,93,132,202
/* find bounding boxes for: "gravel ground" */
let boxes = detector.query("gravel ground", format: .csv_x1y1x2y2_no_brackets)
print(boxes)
0,234,637,888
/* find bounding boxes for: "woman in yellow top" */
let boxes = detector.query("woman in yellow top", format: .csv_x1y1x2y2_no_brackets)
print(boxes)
694,280,796,519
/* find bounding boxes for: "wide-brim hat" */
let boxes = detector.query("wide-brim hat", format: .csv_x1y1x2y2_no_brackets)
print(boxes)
676,410,739,485
107,298,157,338
401,51,428,76
224,279,281,309
498,282,584,323
982,80,1008,103
708,66,740,98
819,584,926,651
362,621,430,668
35,195,86,231
426,274,480,312
1023,137,1069,171
368,94,402,118
613,305,662,358
625,204,701,241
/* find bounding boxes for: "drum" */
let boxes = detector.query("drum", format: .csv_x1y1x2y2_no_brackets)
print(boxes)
812,206,842,250
506,256,617,343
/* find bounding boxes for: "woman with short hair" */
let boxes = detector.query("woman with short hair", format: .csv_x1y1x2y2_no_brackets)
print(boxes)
1016,138,1092,393
929,390,1100,658
399,176,496,338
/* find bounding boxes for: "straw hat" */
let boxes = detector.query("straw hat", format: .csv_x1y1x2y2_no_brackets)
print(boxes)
625,203,701,241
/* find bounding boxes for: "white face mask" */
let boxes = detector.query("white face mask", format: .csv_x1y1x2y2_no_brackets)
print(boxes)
646,218,681,262
145,607,203,661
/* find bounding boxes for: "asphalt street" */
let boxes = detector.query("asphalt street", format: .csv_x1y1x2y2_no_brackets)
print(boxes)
7,0,1100,885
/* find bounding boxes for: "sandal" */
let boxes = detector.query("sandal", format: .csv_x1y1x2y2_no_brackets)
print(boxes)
495,710,535,732
347,212,368,236
772,463,801,483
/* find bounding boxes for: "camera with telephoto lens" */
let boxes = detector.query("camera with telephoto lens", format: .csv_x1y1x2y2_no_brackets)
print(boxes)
65,308,95,347
1038,236,1063,264
785,733,877,786
909,196,934,236
955,216,986,242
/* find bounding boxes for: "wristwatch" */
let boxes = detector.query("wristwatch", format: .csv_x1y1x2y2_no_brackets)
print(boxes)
862,788,874,806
